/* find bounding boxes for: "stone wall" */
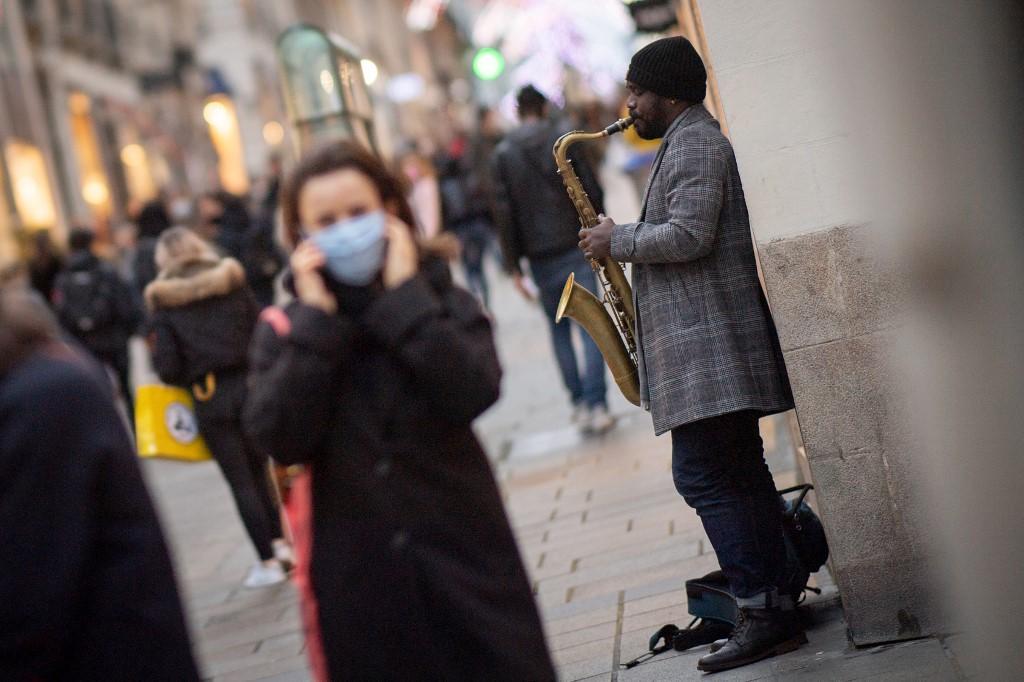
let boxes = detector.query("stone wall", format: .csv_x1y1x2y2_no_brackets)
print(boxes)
698,1,943,644
757,225,940,643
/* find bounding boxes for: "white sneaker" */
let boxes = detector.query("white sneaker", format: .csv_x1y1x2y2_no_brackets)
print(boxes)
589,405,616,435
571,404,590,428
272,539,295,573
243,560,287,589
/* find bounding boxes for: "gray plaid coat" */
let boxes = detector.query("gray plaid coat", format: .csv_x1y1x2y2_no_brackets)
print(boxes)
611,105,793,435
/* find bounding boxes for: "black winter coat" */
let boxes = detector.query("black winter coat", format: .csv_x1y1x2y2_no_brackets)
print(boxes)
244,262,554,681
147,257,257,420
0,348,199,681
492,117,605,272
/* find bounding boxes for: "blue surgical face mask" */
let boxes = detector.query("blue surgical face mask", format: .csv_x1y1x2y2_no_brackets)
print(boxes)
309,210,387,286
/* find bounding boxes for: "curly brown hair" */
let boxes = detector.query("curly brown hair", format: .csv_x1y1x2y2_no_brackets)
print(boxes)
280,139,416,250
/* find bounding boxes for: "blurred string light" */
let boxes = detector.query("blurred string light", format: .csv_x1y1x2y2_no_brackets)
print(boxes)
360,59,379,86
465,0,632,103
406,0,450,31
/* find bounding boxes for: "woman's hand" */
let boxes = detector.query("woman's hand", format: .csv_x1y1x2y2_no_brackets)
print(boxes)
382,217,419,290
290,241,337,314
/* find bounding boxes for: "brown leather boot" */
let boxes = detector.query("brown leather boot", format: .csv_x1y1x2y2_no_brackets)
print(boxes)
697,607,806,672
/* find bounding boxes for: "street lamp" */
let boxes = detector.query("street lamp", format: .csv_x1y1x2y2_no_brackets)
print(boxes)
276,24,377,154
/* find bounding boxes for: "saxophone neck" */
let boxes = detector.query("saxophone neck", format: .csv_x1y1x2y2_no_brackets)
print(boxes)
603,116,635,136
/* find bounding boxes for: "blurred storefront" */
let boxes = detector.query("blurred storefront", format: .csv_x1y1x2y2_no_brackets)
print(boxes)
0,0,64,259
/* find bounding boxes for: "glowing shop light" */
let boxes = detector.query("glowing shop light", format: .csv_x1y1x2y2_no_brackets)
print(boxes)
82,176,110,206
203,100,233,131
360,59,379,86
263,121,285,146
320,69,335,94
120,143,146,167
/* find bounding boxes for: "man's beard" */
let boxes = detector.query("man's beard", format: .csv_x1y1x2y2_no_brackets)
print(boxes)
635,117,668,140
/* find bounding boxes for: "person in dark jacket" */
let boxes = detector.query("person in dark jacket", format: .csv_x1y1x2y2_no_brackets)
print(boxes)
134,198,172,297
27,230,64,303
197,190,250,260
0,285,199,681
145,227,292,588
243,140,554,681
493,84,614,434
53,228,141,426
436,135,493,308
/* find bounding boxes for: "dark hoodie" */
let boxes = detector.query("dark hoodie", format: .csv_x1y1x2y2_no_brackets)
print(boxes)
491,117,605,272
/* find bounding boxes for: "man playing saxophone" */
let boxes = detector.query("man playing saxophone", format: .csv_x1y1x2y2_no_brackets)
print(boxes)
578,37,801,673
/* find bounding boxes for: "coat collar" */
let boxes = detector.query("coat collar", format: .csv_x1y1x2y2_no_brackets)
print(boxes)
638,104,715,219
664,103,714,140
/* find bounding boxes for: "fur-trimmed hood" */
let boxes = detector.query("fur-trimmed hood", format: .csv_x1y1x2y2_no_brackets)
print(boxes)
144,256,246,311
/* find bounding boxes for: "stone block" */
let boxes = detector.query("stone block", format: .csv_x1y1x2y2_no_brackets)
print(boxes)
758,224,903,352
833,554,944,646
783,329,903,460
806,452,905,567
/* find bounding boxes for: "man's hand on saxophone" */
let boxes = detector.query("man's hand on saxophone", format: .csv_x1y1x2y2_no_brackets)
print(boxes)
579,213,615,260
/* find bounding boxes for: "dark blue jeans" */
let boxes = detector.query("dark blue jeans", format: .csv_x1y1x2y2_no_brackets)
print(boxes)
529,249,608,409
671,410,787,603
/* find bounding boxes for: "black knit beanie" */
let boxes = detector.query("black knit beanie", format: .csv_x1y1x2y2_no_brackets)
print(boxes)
626,37,707,103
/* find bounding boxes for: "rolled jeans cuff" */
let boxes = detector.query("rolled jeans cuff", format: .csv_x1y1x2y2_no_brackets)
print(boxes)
735,588,793,610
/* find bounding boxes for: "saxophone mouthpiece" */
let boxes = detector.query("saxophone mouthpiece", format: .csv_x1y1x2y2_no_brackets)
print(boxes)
603,116,635,136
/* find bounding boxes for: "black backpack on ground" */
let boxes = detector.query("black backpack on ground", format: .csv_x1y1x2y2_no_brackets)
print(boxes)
622,484,829,669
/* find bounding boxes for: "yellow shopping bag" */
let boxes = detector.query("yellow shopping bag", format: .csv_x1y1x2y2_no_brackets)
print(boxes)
135,384,213,461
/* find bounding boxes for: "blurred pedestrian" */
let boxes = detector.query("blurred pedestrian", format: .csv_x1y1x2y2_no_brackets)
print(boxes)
27,230,63,303
197,190,250,260
469,106,507,267
134,198,172,297
145,227,292,589
493,84,614,434
0,282,199,681
52,228,141,427
398,148,442,240
243,158,287,309
437,134,493,307
244,139,554,681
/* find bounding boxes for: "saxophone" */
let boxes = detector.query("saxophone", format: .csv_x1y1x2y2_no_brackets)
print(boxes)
553,117,641,406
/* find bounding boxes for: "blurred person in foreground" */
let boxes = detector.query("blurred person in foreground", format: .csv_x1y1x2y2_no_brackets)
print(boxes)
493,84,614,435
52,228,141,428
145,227,292,589
0,269,198,680
579,37,798,673
243,139,554,680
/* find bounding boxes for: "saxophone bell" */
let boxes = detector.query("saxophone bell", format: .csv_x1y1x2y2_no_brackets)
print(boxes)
556,273,641,406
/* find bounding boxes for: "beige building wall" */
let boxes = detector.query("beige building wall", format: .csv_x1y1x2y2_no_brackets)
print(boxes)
696,0,940,645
